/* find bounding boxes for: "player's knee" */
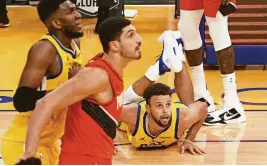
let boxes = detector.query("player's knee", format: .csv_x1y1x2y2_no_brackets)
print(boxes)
178,10,203,50
195,101,208,115
178,21,202,50
206,12,232,51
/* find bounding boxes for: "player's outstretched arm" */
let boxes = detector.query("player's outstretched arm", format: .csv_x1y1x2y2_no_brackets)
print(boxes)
178,101,208,155
174,63,194,106
123,76,154,104
123,36,175,104
120,103,139,128
20,67,110,160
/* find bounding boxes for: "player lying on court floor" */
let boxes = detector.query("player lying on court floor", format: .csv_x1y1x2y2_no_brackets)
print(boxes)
119,83,208,155
117,31,208,154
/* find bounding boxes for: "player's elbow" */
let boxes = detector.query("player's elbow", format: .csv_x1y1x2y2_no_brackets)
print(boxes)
34,98,53,114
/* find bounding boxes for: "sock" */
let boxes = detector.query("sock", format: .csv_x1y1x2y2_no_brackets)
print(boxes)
144,61,161,82
190,63,208,99
123,85,142,104
222,72,239,104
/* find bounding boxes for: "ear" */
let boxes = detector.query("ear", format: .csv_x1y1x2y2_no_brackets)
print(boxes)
109,41,120,52
51,19,62,30
145,104,150,113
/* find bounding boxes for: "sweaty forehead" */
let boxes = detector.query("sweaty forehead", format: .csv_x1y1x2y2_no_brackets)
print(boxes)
58,0,75,10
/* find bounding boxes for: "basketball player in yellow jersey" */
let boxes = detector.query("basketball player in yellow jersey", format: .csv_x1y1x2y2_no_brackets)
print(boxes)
1,0,83,164
119,83,208,155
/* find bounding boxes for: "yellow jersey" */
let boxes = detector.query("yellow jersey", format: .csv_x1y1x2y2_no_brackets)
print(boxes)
2,34,82,144
127,102,180,148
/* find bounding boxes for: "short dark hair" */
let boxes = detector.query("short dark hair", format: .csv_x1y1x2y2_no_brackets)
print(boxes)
143,83,173,105
37,0,67,23
98,17,131,53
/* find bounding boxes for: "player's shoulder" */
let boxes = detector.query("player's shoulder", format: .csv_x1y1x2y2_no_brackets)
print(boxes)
79,66,110,84
30,40,57,56
27,40,57,62
84,66,109,75
125,103,140,112
86,56,117,77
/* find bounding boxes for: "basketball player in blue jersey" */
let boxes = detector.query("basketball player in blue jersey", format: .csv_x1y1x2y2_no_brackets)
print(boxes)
118,30,208,154
1,0,84,164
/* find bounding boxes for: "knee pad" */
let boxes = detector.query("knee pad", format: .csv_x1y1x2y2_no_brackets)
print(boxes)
206,12,232,51
178,9,204,50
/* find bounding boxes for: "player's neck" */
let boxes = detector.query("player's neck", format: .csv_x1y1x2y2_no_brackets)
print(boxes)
50,31,72,50
102,52,131,77
147,114,164,136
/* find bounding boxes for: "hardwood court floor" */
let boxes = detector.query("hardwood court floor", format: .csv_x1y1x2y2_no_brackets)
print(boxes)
0,5,267,165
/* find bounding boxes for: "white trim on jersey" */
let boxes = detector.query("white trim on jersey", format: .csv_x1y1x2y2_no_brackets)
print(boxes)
37,76,47,91
99,105,118,125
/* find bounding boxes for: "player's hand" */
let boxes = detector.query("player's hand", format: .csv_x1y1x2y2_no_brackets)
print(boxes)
221,0,231,5
180,140,206,155
16,153,40,165
18,153,34,162
69,63,82,78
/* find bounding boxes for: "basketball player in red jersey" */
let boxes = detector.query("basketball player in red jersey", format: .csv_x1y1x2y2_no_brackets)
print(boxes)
17,17,142,165
178,0,246,125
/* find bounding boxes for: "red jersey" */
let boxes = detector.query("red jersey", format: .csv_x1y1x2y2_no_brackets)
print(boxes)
60,53,124,160
180,0,236,17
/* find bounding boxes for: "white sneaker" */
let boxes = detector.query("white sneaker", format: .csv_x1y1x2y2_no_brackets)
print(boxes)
204,102,246,126
158,30,184,73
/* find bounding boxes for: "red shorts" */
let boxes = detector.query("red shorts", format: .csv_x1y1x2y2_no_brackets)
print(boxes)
59,152,112,165
180,0,236,17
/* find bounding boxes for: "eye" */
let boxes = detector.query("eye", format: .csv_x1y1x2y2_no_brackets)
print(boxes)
166,103,171,107
128,32,135,38
156,104,163,109
68,9,75,15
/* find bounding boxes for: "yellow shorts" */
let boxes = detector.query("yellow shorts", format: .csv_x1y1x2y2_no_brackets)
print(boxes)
1,139,60,165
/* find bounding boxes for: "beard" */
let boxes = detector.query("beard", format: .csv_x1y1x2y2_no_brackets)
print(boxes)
121,43,142,60
121,49,142,60
150,112,171,128
134,44,142,59
65,28,84,38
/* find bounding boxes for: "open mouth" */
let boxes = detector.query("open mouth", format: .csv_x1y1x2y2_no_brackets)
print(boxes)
161,116,170,122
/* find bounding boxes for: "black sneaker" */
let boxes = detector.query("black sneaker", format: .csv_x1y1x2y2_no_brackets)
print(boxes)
0,13,9,28
204,103,246,126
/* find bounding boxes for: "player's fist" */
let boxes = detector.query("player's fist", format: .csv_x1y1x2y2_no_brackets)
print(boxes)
16,155,41,165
